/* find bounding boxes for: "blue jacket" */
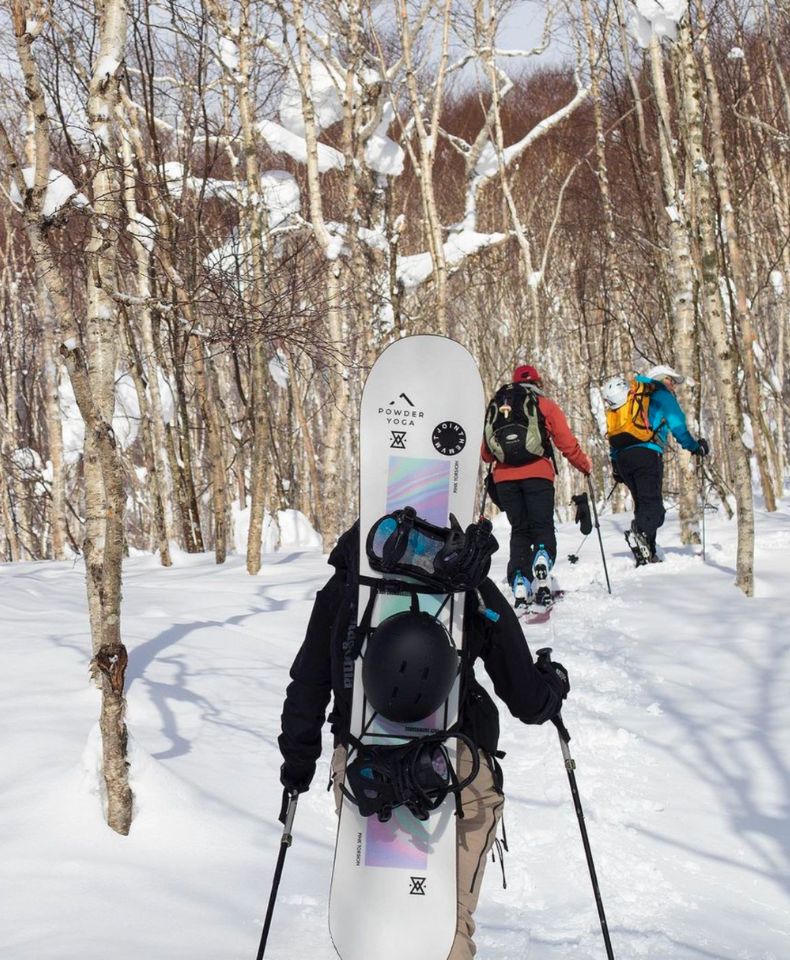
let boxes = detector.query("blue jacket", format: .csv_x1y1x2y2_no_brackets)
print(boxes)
611,375,700,459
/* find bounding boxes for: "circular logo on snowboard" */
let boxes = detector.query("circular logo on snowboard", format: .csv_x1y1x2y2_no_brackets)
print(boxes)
431,421,466,456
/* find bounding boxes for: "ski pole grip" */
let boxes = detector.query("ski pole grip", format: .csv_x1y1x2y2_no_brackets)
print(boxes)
552,713,572,744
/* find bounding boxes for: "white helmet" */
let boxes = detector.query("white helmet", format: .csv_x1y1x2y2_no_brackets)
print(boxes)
601,375,629,410
646,364,686,385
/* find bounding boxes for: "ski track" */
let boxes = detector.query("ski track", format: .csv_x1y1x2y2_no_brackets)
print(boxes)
0,502,789,959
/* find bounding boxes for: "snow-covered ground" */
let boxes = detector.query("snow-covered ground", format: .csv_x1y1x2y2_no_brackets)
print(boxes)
1,497,789,959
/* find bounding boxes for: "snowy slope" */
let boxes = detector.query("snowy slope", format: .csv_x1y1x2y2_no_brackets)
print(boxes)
1,499,788,959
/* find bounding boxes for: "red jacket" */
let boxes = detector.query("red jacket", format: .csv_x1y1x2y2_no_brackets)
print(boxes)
481,394,592,482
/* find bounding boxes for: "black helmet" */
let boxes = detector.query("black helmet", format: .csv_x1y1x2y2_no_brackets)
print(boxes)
362,610,459,723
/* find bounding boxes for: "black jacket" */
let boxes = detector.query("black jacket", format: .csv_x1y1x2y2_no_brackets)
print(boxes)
278,524,561,787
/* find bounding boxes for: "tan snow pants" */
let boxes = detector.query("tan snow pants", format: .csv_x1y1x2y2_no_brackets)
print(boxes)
331,743,504,960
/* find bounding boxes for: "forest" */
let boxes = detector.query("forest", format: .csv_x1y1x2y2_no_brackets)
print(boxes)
0,0,788,832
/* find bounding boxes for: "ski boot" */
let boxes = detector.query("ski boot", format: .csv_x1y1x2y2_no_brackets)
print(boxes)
531,546,553,607
625,521,652,567
511,570,531,610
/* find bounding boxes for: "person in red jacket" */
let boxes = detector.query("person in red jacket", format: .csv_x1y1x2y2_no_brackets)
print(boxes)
482,364,592,607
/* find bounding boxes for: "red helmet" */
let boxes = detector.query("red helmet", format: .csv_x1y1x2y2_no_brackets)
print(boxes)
513,364,540,384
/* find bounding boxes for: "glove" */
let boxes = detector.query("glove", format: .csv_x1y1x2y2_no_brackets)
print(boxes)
693,437,709,457
280,761,313,795
536,656,570,703
571,493,592,536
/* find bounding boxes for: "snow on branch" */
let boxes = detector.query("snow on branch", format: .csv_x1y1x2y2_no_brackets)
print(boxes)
8,168,90,219
628,0,687,48
256,118,345,173
474,81,590,178
397,230,507,291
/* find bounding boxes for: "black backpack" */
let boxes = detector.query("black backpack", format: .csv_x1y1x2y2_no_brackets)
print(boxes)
484,382,553,466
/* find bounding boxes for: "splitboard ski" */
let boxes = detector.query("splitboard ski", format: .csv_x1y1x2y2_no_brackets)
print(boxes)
518,590,566,625
624,526,651,566
328,336,485,960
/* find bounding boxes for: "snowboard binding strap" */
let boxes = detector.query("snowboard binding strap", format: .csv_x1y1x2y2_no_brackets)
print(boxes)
366,507,498,593
341,731,480,823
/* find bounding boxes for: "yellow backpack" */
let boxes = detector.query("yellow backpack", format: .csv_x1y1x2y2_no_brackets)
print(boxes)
606,380,657,449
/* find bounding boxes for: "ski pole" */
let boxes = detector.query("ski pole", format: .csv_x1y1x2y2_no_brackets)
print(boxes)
586,476,612,595
536,648,615,960
255,789,299,960
698,460,706,562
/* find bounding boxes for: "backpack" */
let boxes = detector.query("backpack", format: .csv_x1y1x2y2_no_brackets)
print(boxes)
484,382,552,466
605,379,657,449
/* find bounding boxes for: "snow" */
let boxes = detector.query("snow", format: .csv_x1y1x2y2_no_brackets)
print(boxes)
94,55,120,78
9,168,89,219
11,447,44,473
231,503,322,556
127,212,156,252
628,0,687,47
268,350,289,388
113,373,141,449
364,105,404,177
1,495,788,958
727,47,745,61
259,170,301,227
257,119,345,173
204,233,252,280
57,370,160,460
218,36,239,73
279,60,343,136
397,230,507,290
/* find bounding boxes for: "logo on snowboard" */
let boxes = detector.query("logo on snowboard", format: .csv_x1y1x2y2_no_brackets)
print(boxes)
431,421,466,456
390,392,415,406
409,877,427,895
390,431,407,449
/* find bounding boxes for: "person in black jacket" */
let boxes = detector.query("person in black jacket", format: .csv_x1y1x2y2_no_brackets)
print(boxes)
278,522,569,960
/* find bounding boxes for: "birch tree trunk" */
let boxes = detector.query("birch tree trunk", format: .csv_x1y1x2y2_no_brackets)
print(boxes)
676,17,754,595
291,0,348,547
39,286,67,559
398,0,452,333
120,132,172,565
649,34,701,543
77,0,133,833
694,0,776,511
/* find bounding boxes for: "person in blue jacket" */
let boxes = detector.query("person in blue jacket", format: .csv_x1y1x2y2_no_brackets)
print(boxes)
602,365,709,563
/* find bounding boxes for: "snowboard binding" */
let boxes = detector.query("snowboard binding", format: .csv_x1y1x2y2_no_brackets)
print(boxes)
341,732,480,823
367,507,498,592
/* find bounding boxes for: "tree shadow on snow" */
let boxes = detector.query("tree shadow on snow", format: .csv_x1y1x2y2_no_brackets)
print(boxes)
125,588,294,760
630,605,790,899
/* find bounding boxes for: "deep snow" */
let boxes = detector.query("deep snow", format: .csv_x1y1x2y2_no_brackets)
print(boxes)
1,497,789,959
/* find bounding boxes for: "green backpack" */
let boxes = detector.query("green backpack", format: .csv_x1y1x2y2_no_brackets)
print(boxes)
484,383,552,466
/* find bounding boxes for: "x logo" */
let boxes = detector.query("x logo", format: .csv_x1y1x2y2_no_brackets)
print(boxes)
409,877,426,895
390,431,407,449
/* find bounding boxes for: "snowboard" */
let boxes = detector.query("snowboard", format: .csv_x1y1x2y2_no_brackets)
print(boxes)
328,335,485,960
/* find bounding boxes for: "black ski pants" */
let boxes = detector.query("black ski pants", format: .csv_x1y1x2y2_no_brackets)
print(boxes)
616,446,665,548
495,477,556,583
